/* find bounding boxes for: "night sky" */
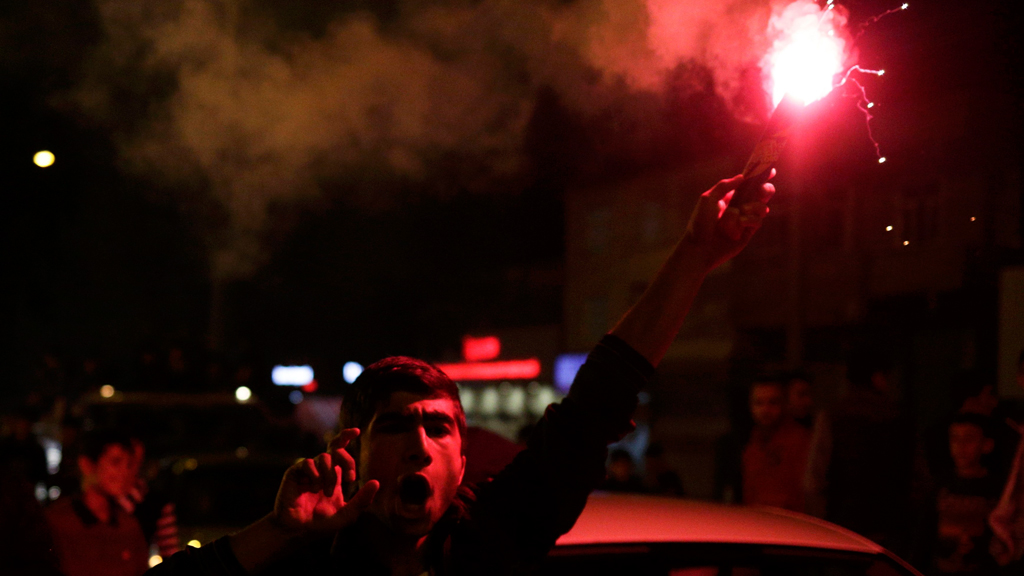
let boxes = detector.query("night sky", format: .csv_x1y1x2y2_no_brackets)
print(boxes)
3,0,1022,396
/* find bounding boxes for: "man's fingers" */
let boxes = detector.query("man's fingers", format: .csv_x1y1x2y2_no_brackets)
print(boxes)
333,448,358,485
314,453,336,497
705,174,745,203
739,202,770,218
719,208,744,242
349,480,379,510
327,428,361,452
302,458,319,480
757,182,775,204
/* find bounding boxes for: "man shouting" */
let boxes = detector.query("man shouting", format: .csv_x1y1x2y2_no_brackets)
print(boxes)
149,173,774,575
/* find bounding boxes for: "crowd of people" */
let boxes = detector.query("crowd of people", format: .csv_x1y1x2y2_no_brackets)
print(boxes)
4,348,1024,576
709,350,1024,575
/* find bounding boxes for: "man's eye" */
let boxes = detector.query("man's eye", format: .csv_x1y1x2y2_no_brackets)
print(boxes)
427,425,450,438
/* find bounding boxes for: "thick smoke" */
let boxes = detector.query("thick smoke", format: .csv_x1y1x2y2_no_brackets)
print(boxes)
78,0,792,280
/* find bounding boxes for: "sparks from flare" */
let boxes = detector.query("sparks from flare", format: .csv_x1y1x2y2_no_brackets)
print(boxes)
763,1,909,163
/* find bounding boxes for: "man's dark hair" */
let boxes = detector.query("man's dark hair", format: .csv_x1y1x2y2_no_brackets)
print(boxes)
1018,348,1024,371
950,369,993,409
79,428,133,462
339,356,467,459
749,376,784,394
846,345,894,389
784,370,812,387
949,412,994,440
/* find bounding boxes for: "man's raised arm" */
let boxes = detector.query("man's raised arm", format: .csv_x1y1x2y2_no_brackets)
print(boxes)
464,173,776,566
610,173,774,367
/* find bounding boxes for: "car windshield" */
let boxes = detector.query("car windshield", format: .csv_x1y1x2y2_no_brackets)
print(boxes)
543,543,914,576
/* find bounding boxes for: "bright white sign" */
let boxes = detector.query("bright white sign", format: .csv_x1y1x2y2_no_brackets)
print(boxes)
272,365,315,386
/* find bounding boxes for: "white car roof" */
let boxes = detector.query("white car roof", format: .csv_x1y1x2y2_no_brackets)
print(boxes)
555,493,884,554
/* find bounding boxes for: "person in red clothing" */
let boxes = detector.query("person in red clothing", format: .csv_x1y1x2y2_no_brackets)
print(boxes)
742,379,811,512
45,429,150,576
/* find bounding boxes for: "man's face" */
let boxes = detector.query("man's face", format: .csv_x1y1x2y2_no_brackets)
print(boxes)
786,379,814,420
360,392,465,537
80,444,133,498
949,423,991,473
750,383,784,429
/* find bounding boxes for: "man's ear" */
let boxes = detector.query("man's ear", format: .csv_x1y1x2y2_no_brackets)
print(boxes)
458,455,466,486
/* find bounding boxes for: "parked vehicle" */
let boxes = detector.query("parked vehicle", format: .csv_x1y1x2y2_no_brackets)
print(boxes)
544,493,923,576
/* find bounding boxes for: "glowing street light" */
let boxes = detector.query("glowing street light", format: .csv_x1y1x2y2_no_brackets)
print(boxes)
34,150,55,168
235,386,252,402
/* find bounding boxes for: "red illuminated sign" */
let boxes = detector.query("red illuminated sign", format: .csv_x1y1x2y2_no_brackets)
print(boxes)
436,359,541,381
462,335,501,362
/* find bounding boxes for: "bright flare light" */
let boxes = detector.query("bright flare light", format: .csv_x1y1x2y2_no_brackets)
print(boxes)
765,1,848,107
33,150,55,168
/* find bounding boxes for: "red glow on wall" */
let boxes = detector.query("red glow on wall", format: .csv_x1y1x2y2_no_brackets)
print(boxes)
302,380,319,393
462,335,501,362
436,359,541,381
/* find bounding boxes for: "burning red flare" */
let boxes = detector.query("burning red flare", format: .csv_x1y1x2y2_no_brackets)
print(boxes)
764,0,849,107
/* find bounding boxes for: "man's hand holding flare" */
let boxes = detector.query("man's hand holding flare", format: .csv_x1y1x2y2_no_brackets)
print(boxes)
683,171,776,273
610,171,776,367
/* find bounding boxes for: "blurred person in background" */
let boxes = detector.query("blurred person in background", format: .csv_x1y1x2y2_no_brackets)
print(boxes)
644,442,685,497
928,370,1022,483
928,413,1002,575
46,428,150,576
601,449,645,493
741,378,810,512
805,345,917,555
785,372,816,430
988,350,1024,572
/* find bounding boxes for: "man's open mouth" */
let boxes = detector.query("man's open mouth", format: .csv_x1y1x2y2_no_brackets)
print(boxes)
398,474,432,506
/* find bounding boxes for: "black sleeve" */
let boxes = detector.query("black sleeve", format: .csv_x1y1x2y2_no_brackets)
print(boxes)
451,334,654,574
145,537,247,576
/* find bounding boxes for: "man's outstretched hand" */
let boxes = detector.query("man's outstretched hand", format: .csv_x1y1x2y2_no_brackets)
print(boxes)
229,429,379,572
272,428,379,534
682,172,775,272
